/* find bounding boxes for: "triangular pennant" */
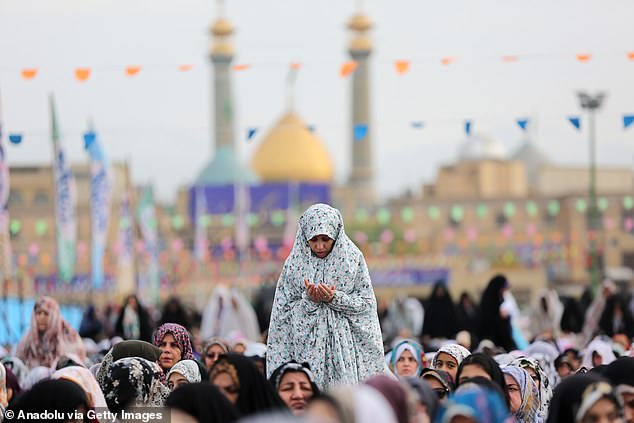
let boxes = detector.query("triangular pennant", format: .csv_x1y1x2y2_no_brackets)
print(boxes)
289,62,302,71
576,53,592,63
624,115,634,129
516,118,529,131
21,68,38,80
178,64,193,72
441,56,455,65
568,116,581,130
125,66,141,76
75,68,91,81
410,121,424,129
628,52,634,61
394,60,410,75
232,64,250,71
8,133,22,145
340,61,358,77
353,124,368,141
247,128,258,141
464,120,472,136
502,55,519,63
83,131,97,149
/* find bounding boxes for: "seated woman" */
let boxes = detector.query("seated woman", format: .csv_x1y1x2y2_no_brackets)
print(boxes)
209,353,285,417
153,323,195,374
421,368,454,403
167,360,202,391
269,361,320,416
96,339,163,391
267,204,384,390
436,384,510,423
52,366,108,410
390,339,424,378
501,366,539,423
202,338,230,371
433,343,471,383
547,374,621,423
166,382,239,423
15,297,86,369
456,353,509,406
511,356,553,420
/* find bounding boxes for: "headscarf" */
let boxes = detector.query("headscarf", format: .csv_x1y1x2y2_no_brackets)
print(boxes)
524,341,560,388
153,323,195,362
421,368,455,396
200,286,261,342
546,373,617,423
478,274,516,352
581,338,617,369
52,366,107,409
512,356,553,418
501,365,540,423
21,366,53,390
167,359,201,384
1,357,28,388
165,382,239,423
329,384,398,423
7,379,90,420
15,297,86,369
436,384,511,423
404,377,440,421
4,367,21,405
391,339,424,377
266,203,384,390
203,338,230,355
268,361,319,396
0,363,7,409
210,353,285,417
603,357,634,389
434,344,472,367
365,375,410,423
103,357,169,413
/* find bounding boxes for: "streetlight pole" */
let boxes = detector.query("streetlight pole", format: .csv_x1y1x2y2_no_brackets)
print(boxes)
578,92,606,294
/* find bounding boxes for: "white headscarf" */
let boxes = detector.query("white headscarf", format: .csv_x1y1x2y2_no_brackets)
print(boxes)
166,359,201,384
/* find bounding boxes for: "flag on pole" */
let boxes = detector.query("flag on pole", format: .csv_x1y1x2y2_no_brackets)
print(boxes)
193,186,209,263
464,120,472,136
84,123,113,289
137,186,159,303
516,118,529,131
567,116,581,130
50,94,77,283
117,191,134,266
624,115,634,129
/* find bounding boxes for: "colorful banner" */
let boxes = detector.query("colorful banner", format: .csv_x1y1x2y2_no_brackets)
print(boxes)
117,191,134,266
234,182,250,258
84,127,113,289
50,95,77,283
137,186,160,303
193,186,209,262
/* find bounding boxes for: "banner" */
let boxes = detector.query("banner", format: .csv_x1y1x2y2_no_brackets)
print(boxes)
234,182,250,259
193,186,209,262
84,127,113,289
137,186,159,303
50,95,77,282
117,191,134,266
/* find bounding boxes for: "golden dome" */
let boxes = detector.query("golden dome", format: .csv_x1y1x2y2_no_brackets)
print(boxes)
211,18,234,36
347,13,373,32
251,112,334,183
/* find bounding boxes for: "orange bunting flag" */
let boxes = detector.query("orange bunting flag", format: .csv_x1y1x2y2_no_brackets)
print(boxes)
21,68,38,80
75,68,91,81
339,61,358,77
125,66,141,76
232,64,250,71
394,60,410,75
440,56,455,66
290,62,302,70
628,52,634,61
576,53,592,63
501,55,519,63
178,64,194,72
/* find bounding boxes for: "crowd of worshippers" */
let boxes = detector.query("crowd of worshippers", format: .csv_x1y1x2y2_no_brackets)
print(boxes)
2,271,634,423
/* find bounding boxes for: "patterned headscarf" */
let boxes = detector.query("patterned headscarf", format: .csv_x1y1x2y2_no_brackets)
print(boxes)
391,339,424,377
153,323,195,362
512,356,553,419
53,366,107,408
434,344,471,367
502,365,540,423
1,357,28,387
103,357,169,413
15,297,86,369
437,384,510,423
167,360,201,384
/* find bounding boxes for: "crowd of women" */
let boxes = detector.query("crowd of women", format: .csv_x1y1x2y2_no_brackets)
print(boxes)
1,203,634,423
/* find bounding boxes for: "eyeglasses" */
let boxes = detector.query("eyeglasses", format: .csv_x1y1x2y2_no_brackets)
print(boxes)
220,385,239,395
433,388,448,399
206,352,221,359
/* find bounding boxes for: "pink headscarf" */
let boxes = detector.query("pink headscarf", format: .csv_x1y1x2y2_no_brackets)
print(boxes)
15,297,86,369
53,366,107,409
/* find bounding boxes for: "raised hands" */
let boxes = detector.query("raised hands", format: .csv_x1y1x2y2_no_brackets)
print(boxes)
304,279,336,303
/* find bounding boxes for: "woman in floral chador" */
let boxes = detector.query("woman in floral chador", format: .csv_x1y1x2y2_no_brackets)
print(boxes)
266,203,384,390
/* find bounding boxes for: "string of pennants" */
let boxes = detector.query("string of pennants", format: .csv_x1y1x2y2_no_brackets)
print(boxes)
5,115,634,146
5,50,634,81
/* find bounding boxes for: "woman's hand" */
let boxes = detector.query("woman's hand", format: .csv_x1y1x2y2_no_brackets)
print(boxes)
304,279,321,303
304,279,336,303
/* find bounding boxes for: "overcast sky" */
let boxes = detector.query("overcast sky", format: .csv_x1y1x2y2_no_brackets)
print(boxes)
1,0,634,202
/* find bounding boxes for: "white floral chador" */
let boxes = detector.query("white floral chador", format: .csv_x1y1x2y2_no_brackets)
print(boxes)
266,204,384,390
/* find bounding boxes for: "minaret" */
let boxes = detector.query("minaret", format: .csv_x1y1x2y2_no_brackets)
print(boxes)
347,3,375,205
210,0,236,151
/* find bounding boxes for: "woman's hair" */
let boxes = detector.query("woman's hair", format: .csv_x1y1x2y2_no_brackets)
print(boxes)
456,352,509,406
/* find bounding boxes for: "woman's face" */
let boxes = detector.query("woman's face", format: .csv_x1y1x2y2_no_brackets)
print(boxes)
126,296,138,310
458,364,491,385
308,235,334,259
212,372,239,405
523,367,540,389
278,371,314,415
35,308,49,332
504,374,522,414
158,333,182,371
434,352,459,382
581,398,622,423
204,344,226,370
395,349,418,377
168,372,189,391
306,399,341,423
232,343,246,355
424,376,448,403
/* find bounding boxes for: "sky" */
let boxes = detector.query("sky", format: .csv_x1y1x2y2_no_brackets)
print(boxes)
1,0,634,203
